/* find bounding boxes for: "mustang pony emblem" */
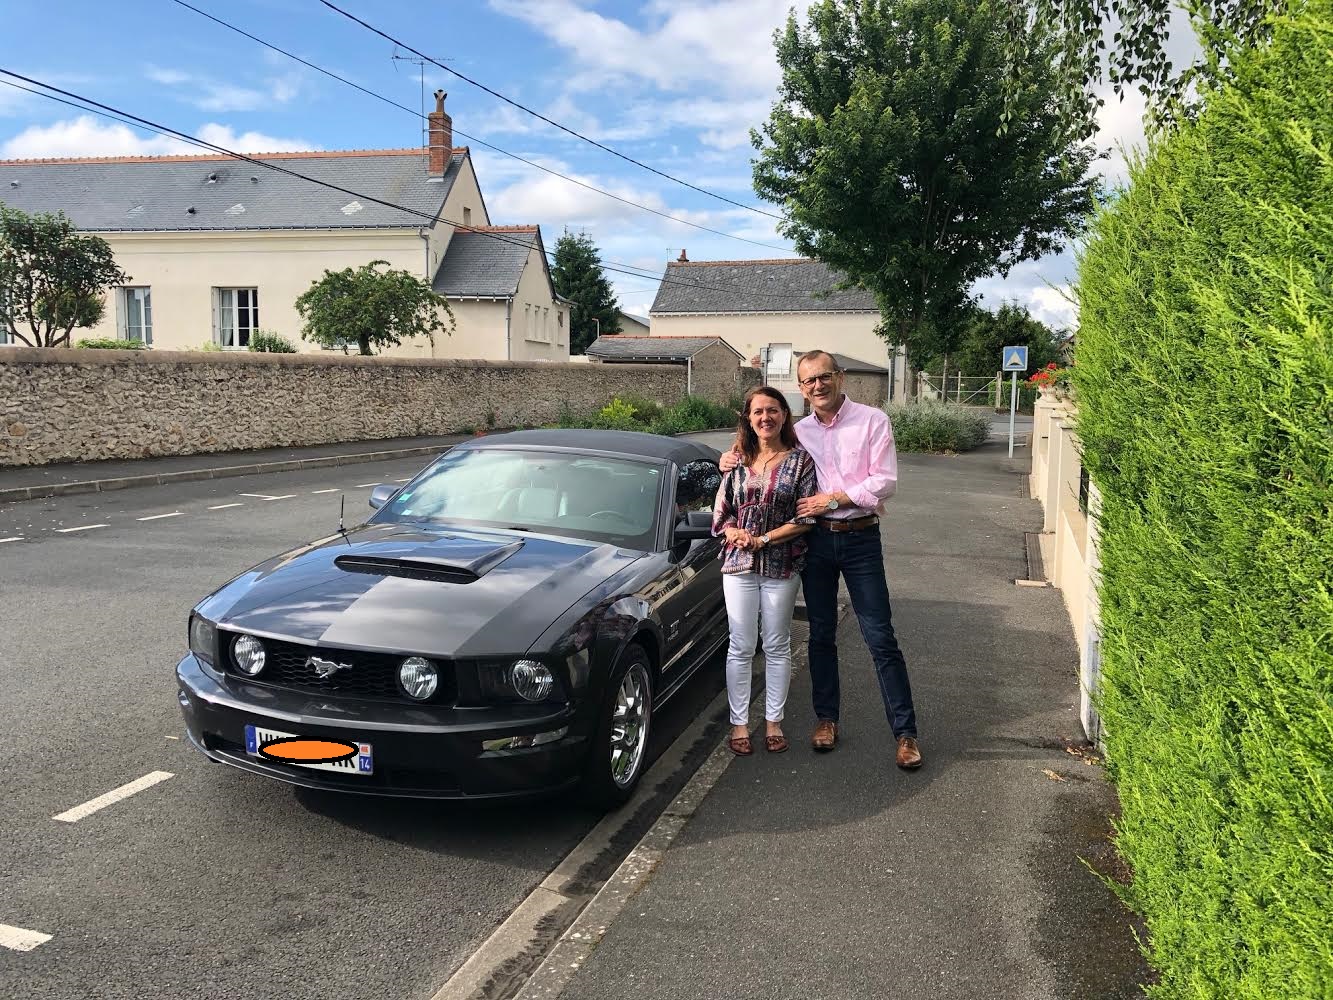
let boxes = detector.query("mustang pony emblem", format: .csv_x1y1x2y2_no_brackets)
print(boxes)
308,656,352,680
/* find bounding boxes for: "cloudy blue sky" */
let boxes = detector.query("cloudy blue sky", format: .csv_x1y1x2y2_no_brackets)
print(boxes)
1,0,1167,326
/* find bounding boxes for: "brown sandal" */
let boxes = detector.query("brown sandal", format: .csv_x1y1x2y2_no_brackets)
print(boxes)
728,735,753,756
765,733,789,753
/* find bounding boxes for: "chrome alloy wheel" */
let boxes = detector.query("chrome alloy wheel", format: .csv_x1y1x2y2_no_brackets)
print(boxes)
609,662,651,788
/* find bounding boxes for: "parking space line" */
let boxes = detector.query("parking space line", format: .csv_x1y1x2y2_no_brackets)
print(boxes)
260,494,298,501
137,512,184,521
52,771,174,823
54,524,108,533
310,489,340,494
0,536,22,543
0,923,51,952
352,483,379,488
208,503,244,510
237,493,278,499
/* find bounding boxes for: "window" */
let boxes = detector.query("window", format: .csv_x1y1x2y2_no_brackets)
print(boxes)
117,287,152,344
213,287,259,348
556,310,565,346
543,307,550,344
463,207,472,226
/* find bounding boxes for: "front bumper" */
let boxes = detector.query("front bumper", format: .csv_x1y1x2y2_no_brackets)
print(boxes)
176,654,589,799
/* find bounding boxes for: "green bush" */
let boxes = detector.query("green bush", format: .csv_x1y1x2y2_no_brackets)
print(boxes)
247,330,297,353
549,395,738,436
75,337,146,350
884,401,988,453
594,398,639,431
1072,5,1333,997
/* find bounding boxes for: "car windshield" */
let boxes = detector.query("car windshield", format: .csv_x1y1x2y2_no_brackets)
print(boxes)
370,448,663,548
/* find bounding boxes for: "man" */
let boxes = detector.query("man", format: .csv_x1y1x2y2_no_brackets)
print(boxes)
720,350,920,769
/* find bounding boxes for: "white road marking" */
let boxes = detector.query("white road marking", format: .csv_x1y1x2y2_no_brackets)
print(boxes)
0,923,51,952
54,524,108,533
52,771,174,823
353,483,379,488
310,489,340,494
260,494,298,501
208,503,244,510
137,512,184,521
0,536,22,543
394,478,411,482
237,493,278,499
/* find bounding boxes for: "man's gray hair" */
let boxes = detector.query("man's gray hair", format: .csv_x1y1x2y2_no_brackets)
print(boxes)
797,349,840,372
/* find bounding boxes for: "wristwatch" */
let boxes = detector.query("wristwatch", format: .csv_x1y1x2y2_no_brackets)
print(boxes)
825,497,840,511
760,533,771,547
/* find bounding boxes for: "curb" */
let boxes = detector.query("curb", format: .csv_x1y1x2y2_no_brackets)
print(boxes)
0,444,455,504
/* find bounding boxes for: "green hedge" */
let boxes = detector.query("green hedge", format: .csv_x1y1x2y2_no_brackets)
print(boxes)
75,337,146,350
1072,5,1332,997
553,394,741,437
885,400,989,453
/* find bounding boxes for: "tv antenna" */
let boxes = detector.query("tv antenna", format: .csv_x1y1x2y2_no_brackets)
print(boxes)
392,48,453,146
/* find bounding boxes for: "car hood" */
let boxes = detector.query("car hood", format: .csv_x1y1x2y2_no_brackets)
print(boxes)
199,523,645,657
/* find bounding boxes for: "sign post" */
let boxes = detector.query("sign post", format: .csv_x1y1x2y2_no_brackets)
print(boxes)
1002,346,1029,458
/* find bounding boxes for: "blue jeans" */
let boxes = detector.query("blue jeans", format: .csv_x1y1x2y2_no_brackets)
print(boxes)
801,524,917,738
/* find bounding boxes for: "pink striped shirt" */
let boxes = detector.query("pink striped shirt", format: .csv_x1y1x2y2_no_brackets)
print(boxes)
794,395,898,519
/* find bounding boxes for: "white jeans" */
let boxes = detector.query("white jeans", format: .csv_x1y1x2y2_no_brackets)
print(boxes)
722,572,801,726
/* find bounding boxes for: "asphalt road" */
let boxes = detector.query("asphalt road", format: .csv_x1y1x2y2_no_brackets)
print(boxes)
0,455,727,1000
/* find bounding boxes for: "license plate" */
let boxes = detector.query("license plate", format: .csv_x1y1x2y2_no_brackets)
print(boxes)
244,724,373,775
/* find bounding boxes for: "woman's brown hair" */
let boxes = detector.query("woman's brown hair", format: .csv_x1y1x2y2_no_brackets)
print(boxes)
734,386,798,465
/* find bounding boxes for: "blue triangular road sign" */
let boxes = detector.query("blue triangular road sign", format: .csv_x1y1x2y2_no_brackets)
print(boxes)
1002,346,1028,371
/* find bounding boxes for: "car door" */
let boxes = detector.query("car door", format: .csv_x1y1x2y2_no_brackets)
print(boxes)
658,459,725,680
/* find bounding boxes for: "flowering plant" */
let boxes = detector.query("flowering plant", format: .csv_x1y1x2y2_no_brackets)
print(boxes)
1027,362,1071,390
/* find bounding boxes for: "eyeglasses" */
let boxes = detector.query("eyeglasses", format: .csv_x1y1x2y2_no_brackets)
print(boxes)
798,372,839,388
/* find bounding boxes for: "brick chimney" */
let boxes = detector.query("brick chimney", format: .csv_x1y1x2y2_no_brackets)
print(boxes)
677,248,688,262
428,90,453,178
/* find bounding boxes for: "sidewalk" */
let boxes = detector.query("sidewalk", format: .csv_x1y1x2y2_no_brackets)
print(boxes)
517,438,1147,1000
0,433,477,503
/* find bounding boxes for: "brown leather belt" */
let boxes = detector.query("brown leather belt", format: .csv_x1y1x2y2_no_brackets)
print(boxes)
818,515,879,532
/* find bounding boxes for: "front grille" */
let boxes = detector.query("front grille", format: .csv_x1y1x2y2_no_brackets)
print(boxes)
220,633,456,704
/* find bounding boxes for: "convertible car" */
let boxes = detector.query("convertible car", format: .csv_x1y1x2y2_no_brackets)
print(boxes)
177,429,728,806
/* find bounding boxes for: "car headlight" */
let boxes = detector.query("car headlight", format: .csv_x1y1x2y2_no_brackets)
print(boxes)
231,634,266,676
189,614,217,666
510,659,555,702
399,657,439,701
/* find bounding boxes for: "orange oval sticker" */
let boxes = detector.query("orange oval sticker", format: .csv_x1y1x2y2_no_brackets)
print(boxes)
259,737,358,764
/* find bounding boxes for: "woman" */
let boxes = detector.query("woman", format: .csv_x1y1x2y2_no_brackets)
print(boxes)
711,386,817,755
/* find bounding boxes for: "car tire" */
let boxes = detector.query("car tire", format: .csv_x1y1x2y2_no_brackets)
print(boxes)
581,643,654,809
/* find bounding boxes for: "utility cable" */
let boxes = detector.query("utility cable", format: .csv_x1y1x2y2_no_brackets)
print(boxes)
167,0,796,255
316,0,787,224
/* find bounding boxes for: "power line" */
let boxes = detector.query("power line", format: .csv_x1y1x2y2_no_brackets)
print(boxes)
0,72,832,305
316,0,788,225
166,0,795,255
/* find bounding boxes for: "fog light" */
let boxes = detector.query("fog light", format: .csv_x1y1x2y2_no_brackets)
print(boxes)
232,634,266,676
510,659,554,702
399,657,439,701
482,727,568,752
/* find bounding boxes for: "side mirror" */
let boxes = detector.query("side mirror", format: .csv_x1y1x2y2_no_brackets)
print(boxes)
368,484,398,509
673,520,713,542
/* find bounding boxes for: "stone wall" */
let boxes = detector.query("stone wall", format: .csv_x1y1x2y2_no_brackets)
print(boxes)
0,347,687,468
689,342,760,403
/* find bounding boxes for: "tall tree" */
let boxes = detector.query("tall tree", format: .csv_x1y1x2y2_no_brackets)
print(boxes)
550,232,620,355
0,206,129,348
999,0,1284,135
751,0,1098,374
917,300,1064,378
295,260,453,357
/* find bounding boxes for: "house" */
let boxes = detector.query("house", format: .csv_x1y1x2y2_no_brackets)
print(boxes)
0,92,569,361
768,351,890,412
616,311,651,336
648,254,907,399
585,334,754,403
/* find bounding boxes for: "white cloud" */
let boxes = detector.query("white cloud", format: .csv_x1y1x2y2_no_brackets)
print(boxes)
145,65,306,113
1,115,319,158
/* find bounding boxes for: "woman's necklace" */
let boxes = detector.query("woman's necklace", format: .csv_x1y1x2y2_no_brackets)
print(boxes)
753,448,786,476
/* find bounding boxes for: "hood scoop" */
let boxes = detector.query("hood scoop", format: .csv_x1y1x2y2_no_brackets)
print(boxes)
334,536,525,584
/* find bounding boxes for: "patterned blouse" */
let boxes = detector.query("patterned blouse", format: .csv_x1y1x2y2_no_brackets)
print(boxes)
711,447,818,579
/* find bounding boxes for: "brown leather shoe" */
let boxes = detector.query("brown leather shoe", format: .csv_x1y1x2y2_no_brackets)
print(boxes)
896,736,922,770
812,720,838,752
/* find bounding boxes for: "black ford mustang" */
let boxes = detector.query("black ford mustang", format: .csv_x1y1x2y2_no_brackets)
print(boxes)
177,430,728,807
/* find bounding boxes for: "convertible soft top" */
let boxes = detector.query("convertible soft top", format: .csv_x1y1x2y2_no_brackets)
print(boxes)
454,429,723,465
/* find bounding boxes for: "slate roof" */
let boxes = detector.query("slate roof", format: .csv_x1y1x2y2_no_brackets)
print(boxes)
431,227,543,298
585,336,741,362
650,258,877,315
0,149,466,231
804,351,888,375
